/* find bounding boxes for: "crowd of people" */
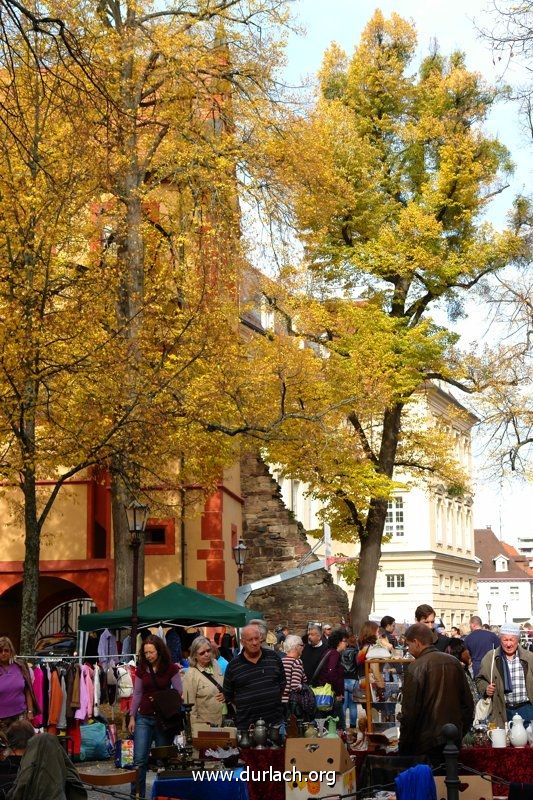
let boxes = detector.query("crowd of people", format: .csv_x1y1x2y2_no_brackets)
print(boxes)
2,607,533,795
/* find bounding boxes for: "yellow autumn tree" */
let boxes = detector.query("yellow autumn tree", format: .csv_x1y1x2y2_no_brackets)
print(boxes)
1,0,309,650
259,11,526,629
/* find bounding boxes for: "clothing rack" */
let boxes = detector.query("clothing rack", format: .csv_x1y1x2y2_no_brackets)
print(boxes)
24,654,136,662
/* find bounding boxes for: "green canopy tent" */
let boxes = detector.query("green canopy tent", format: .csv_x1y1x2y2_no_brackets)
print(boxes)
78,582,262,631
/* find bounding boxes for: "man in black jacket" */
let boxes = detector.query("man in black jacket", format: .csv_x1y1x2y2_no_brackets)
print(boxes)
301,624,327,684
399,623,474,759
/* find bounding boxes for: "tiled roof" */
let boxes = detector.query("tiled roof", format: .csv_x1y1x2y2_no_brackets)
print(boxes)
501,542,521,558
474,528,533,581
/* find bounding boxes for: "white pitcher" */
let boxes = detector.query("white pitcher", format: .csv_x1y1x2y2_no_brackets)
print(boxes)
488,727,507,748
509,713,528,747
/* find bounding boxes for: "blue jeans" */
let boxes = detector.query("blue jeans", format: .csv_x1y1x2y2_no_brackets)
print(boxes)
132,714,173,798
506,703,533,723
343,678,359,727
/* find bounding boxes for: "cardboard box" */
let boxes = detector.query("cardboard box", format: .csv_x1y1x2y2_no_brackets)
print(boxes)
285,766,356,800
192,725,237,749
435,775,492,800
285,738,353,773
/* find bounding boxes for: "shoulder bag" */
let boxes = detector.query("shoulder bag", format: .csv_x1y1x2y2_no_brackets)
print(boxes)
148,665,183,734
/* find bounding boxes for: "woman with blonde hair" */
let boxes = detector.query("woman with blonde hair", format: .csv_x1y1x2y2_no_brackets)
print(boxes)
182,637,225,732
0,638,39,742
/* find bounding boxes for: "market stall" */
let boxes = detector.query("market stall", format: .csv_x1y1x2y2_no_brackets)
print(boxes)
78,582,263,632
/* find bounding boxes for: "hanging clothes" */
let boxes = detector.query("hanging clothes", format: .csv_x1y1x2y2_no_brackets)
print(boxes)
97,629,118,667
93,664,101,718
32,666,44,728
47,668,64,733
57,672,68,730
75,664,94,721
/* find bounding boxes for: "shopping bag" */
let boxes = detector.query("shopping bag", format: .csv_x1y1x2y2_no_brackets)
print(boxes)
78,721,111,761
474,696,492,725
311,683,335,712
114,738,135,768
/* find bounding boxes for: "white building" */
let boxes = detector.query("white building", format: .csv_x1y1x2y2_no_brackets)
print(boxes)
475,527,533,625
272,382,480,630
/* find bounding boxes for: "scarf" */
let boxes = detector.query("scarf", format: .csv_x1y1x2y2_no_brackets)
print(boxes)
500,653,513,694
395,764,437,800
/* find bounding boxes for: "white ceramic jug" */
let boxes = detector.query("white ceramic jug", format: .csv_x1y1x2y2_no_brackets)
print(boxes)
509,713,528,747
488,727,507,748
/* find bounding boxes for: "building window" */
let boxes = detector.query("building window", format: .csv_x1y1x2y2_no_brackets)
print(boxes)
385,498,404,537
145,525,166,545
386,574,405,588
495,557,508,572
510,586,519,599
144,518,176,556
489,585,499,596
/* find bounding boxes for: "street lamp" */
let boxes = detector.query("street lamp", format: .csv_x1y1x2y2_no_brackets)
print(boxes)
503,602,508,623
486,601,492,626
232,539,248,587
125,500,149,654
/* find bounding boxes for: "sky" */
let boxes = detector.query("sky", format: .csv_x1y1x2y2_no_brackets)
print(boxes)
281,0,532,544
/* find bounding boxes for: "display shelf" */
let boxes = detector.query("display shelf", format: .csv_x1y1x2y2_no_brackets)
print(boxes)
363,657,412,734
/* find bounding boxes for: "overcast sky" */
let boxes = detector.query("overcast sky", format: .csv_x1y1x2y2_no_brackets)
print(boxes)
282,0,532,544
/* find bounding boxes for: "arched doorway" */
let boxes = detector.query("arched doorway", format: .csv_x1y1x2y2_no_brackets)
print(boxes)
0,576,93,652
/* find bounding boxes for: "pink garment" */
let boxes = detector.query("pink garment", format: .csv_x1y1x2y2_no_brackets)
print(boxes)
75,664,95,721
32,666,44,727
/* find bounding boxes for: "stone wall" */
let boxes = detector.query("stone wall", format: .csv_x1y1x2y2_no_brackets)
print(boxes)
240,452,348,634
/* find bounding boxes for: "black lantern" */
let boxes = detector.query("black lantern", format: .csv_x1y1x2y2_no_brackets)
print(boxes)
486,601,491,626
232,539,248,586
503,602,508,622
125,501,149,654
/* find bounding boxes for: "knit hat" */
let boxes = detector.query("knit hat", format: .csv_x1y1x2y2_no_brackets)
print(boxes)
499,623,520,636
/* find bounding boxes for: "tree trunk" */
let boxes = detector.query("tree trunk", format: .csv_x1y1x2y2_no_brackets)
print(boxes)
350,498,388,632
349,403,404,630
111,179,145,608
19,470,40,655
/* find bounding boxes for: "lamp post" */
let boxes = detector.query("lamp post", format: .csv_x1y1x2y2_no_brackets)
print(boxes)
125,500,149,654
486,601,491,626
232,539,248,587
503,602,508,623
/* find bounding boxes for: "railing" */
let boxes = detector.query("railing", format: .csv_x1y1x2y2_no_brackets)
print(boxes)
35,597,95,641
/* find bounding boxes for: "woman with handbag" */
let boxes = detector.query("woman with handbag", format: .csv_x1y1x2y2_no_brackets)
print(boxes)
281,635,313,720
128,635,182,799
182,637,226,733
314,629,348,725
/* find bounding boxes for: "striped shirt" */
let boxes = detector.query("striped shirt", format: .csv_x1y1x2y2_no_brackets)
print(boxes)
223,648,285,728
281,657,306,703
506,653,528,705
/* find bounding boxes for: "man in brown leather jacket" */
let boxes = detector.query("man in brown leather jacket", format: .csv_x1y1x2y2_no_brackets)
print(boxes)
399,623,474,758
